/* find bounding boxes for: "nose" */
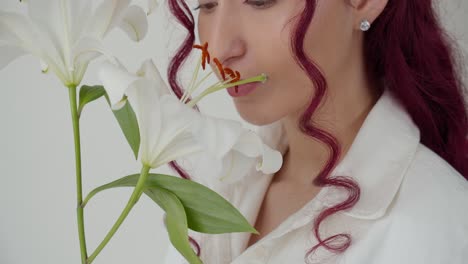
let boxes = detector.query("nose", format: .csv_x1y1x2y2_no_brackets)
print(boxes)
203,6,246,72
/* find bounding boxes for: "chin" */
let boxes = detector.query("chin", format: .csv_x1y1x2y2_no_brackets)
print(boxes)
235,104,279,126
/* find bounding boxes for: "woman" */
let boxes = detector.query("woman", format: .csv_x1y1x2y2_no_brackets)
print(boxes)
163,0,468,263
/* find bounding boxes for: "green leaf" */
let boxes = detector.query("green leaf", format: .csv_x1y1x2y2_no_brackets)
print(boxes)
103,93,140,159
83,173,258,235
144,174,258,235
78,85,106,117
146,187,202,264
77,85,140,158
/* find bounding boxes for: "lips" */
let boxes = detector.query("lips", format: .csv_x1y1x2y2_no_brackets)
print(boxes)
227,82,259,97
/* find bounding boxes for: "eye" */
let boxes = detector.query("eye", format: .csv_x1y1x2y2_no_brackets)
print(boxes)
244,0,276,9
193,2,218,12
194,0,276,12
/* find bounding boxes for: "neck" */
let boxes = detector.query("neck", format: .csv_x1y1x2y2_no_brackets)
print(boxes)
274,55,382,185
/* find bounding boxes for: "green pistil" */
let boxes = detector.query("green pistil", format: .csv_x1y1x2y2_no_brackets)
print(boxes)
181,55,203,103
182,71,214,104
187,73,267,107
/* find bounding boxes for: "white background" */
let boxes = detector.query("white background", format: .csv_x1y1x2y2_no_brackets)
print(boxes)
0,0,466,263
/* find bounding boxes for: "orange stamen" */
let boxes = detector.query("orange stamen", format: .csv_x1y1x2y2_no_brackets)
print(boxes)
226,69,237,81
233,71,241,93
193,42,211,70
224,67,234,77
193,42,249,94
224,68,241,93
205,43,211,64
213,58,226,80
233,71,241,82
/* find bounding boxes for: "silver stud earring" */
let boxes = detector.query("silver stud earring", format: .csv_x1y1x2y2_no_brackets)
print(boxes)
360,19,371,31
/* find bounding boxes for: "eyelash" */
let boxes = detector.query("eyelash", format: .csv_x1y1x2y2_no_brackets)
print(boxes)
193,0,276,12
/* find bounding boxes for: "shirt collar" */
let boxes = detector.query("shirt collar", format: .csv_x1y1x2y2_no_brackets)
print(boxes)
257,87,421,220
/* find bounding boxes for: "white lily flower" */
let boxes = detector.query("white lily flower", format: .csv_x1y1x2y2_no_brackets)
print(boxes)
185,117,283,186
97,58,283,182
0,0,148,87
98,59,201,168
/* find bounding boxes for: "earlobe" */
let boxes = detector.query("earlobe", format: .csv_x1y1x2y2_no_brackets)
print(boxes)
349,0,389,30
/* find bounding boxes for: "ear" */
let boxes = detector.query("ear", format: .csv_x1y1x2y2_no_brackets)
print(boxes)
349,0,388,30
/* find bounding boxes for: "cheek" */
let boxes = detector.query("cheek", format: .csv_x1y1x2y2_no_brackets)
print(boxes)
266,50,314,116
232,20,315,125
302,1,353,78
233,82,312,126
233,48,314,126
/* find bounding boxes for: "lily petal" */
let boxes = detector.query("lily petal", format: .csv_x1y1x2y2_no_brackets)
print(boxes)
219,150,257,184
100,58,203,169
136,59,171,96
73,36,117,68
233,130,283,174
97,60,140,110
118,5,148,42
192,116,245,159
255,143,283,174
124,78,164,166
179,121,283,185
213,130,282,183
0,11,38,67
26,0,80,73
89,0,132,38
147,0,159,15
2,0,148,87
72,36,115,84
0,10,67,81
178,146,256,187
0,45,27,70
124,81,201,168
26,0,91,42
69,1,93,41
0,11,31,45
147,95,201,168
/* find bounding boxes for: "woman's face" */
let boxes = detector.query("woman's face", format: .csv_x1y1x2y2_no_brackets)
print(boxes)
197,0,356,125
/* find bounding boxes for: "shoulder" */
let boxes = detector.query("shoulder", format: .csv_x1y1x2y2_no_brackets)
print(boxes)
373,143,468,263
401,143,468,206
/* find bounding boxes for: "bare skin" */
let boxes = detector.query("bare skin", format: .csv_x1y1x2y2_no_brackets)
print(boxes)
196,0,388,249
246,148,324,247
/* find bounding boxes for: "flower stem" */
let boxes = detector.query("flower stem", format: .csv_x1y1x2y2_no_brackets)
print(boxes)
87,165,151,263
67,85,88,264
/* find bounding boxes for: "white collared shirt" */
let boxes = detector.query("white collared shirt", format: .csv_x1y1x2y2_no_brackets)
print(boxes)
163,88,468,264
